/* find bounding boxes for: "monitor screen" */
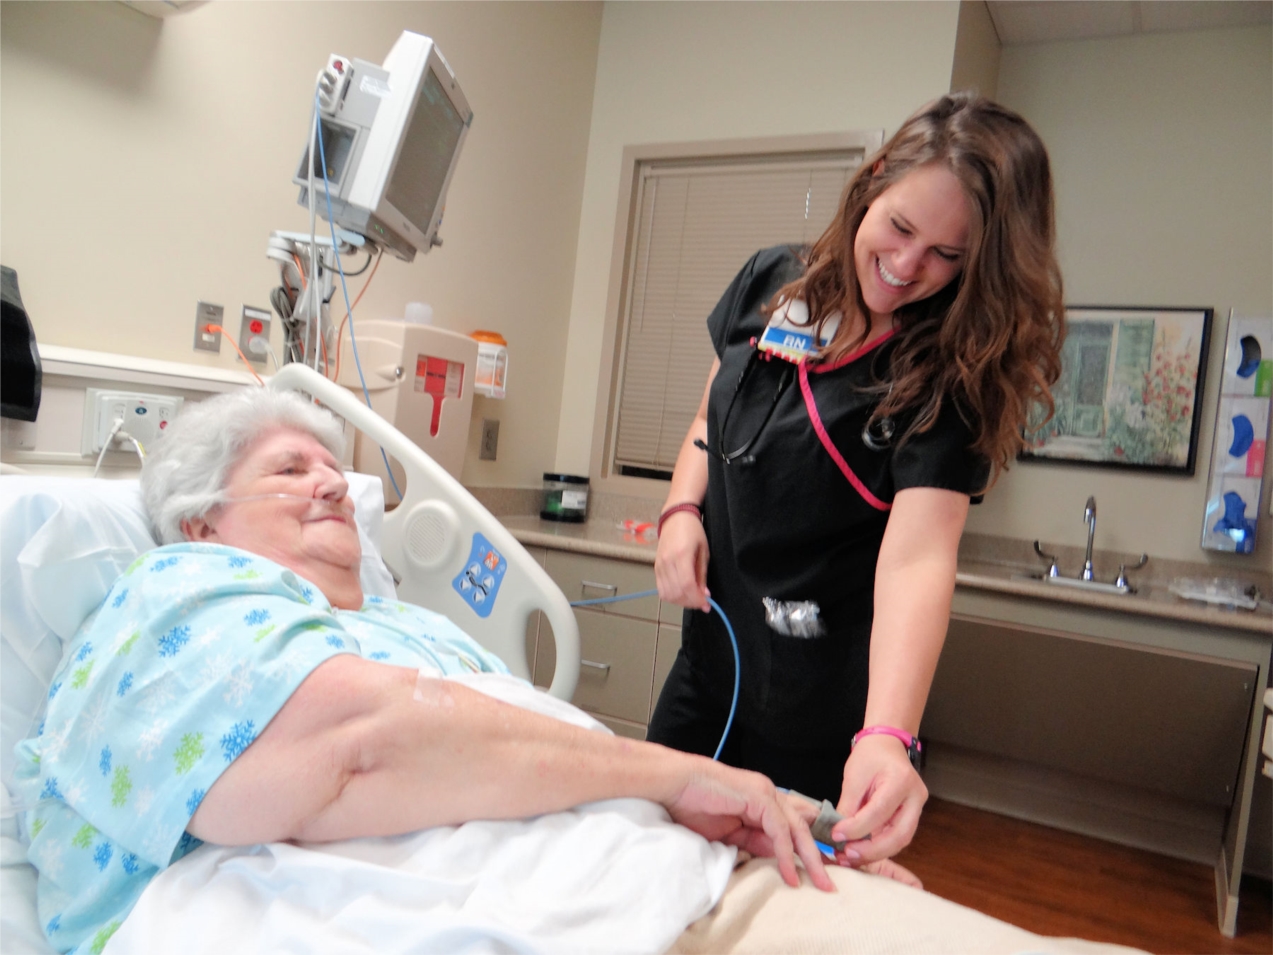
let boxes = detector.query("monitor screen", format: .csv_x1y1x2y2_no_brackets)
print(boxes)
295,33,471,262
384,68,466,237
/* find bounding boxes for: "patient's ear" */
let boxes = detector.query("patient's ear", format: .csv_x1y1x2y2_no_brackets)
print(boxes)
181,516,220,543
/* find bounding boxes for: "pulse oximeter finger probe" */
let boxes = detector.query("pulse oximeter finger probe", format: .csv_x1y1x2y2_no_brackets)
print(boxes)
780,789,875,856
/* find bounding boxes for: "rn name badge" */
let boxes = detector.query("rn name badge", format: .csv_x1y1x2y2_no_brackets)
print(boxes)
757,300,841,363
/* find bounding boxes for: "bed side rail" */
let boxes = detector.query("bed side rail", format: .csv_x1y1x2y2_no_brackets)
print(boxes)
269,364,579,700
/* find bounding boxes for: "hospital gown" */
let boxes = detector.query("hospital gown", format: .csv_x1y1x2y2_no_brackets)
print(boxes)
12,542,509,955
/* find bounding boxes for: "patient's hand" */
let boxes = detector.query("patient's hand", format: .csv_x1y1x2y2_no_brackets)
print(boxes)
661,758,835,892
857,858,923,889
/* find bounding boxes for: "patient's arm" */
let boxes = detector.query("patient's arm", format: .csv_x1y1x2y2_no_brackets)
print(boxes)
188,656,833,890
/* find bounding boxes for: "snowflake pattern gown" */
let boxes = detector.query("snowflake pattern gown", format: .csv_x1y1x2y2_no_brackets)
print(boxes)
12,542,508,955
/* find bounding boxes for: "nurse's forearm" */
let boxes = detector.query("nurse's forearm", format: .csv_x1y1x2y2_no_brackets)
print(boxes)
863,488,968,735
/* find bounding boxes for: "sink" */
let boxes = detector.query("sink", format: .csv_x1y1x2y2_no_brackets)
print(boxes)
1010,571,1133,596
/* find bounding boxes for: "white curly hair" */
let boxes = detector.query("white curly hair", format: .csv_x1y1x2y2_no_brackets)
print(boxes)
141,386,346,544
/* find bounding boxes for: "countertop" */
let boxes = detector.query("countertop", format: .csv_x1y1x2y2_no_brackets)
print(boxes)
500,515,1273,636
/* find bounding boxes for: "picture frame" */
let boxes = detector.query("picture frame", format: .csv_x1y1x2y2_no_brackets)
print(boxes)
1020,306,1212,474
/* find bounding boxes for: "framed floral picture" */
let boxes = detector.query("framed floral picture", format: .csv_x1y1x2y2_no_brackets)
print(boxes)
1020,306,1213,474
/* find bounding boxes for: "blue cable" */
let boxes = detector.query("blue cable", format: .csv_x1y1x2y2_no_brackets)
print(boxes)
313,92,404,502
569,589,739,762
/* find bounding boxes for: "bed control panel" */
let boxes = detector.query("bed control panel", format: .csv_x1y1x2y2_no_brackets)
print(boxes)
452,532,507,618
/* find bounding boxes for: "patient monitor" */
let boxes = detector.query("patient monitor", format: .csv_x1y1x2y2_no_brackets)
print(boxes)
269,32,478,487
295,32,472,263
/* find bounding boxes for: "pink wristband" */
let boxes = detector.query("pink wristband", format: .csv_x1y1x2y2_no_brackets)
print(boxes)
852,725,922,752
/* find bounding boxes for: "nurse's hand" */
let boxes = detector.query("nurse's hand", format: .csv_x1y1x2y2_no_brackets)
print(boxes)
827,734,928,865
655,511,711,612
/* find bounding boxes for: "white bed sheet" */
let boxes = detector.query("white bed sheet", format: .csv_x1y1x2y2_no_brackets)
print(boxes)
104,673,736,955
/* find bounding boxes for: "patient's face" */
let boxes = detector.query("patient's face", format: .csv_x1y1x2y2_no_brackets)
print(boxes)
184,427,364,608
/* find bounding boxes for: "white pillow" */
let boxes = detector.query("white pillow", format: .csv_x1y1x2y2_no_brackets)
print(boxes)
0,473,395,803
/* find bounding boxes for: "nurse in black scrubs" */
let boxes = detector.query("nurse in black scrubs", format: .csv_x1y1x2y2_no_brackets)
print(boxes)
648,92,1065,870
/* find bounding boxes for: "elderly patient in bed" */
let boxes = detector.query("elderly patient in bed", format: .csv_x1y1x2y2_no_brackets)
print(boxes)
12,387,923,954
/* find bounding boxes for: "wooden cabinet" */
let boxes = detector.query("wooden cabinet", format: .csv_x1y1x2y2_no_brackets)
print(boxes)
934,586,1271,937
524,547,681,738
926,617,1256,808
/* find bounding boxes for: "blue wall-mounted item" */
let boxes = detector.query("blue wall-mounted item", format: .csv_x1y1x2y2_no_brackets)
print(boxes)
1201,311,1271,554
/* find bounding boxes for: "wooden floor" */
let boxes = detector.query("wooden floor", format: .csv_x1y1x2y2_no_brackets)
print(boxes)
893,799,1272,955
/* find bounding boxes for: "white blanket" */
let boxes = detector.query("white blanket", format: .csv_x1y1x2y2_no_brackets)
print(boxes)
104,673,737,955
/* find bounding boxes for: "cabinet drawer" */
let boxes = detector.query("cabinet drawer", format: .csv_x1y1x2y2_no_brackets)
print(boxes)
654,624,682,707
544,550,659,621
659,600,688,626
536,610,657,723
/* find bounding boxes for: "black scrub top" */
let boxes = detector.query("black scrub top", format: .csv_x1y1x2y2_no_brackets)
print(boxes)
683,246,989,751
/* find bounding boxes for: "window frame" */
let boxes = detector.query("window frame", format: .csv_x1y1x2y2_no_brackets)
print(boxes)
588,130,884,498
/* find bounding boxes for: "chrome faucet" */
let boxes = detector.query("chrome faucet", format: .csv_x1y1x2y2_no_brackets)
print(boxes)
1081,496,1097,580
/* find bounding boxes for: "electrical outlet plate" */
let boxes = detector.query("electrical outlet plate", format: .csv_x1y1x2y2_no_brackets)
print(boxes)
82,389,184,456
193,301,224,353
238,306,272,365
479,419,499,460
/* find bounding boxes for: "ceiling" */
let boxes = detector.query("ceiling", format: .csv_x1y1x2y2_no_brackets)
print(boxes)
986,1,1271,45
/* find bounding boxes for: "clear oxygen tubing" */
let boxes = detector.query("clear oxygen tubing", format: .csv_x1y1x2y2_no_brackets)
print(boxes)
569,589,740,762
312,88,405,503
213,492,347,507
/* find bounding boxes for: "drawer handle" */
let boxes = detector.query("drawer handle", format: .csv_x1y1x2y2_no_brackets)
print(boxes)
581,659,612,673
581,580,618,595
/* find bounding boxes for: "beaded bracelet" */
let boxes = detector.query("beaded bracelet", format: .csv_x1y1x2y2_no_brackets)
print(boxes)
657,502,703,537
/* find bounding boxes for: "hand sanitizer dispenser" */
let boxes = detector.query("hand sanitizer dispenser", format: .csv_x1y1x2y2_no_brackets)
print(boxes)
336,308,479,496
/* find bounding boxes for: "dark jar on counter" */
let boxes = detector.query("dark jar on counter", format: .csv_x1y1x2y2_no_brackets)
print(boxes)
541,473,589,523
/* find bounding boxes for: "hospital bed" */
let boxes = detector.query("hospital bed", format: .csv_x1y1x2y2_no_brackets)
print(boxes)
1,365,584,952
0,366,1143,954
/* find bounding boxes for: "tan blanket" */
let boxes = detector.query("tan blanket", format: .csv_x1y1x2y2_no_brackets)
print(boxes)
670,857,1147,955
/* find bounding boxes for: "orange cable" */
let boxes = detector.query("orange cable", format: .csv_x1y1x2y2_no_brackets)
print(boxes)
205,325,265,385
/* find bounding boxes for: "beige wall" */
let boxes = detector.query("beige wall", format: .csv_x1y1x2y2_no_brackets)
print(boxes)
0,0,601,486
979,25,1273,568
554,0,963,480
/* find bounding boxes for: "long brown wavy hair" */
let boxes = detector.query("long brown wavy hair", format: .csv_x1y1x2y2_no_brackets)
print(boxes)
775,92,1065,486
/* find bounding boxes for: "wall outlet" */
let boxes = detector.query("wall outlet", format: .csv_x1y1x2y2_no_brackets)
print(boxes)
194,301,224,353
480,419,499,460
238,305,272,365
82,389,184,456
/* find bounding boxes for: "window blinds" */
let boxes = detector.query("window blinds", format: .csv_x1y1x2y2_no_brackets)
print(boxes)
613,154,863,476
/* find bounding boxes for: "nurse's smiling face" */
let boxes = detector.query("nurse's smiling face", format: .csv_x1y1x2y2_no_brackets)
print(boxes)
854,163,972,329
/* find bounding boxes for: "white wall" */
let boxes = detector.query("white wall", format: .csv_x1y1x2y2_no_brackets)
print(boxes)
978,25,1273,568
554,0,963,477
0,0,601,487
